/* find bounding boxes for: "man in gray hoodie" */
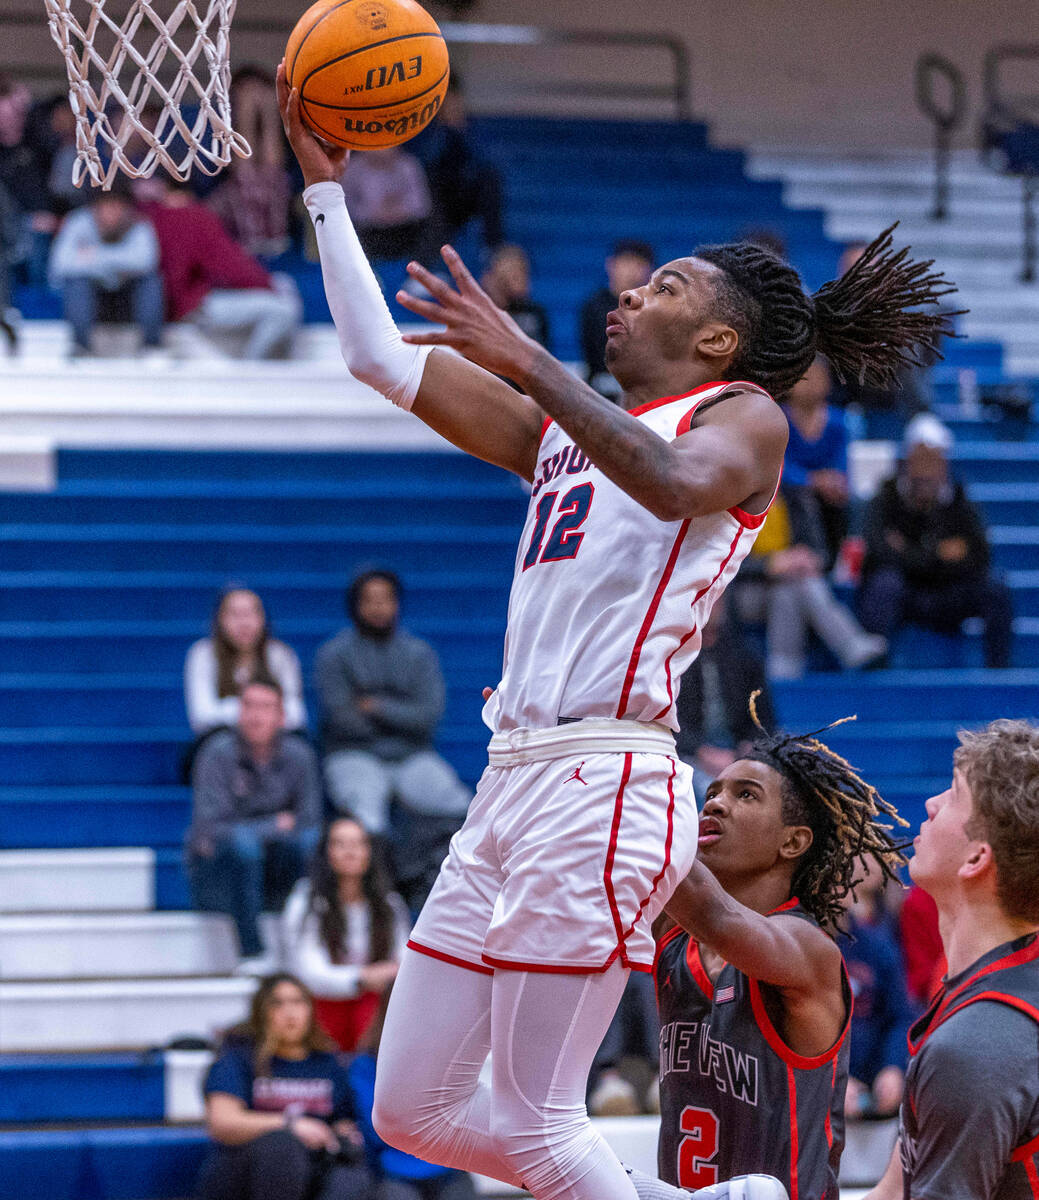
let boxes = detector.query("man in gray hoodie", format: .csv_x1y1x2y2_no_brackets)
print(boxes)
315,569,471,841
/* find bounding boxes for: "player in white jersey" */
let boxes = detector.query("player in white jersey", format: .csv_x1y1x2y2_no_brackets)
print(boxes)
278,66,957,1200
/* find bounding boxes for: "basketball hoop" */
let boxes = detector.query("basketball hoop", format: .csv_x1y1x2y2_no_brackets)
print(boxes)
43,0,252,188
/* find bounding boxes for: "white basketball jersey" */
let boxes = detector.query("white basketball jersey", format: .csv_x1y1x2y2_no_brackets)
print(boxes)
484,381,779,733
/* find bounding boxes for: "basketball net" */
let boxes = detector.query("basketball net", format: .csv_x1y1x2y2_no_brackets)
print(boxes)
43,0,252,188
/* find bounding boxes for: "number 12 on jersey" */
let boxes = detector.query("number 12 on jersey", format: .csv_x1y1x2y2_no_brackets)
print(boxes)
522,483,595,570
677,1105,719,1190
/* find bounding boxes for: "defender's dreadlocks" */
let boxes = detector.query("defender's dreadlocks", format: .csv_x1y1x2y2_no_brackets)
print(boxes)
744,693,909,931
695,224,961,400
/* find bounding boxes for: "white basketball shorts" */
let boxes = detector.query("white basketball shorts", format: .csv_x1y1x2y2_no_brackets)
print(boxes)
408,720,699,975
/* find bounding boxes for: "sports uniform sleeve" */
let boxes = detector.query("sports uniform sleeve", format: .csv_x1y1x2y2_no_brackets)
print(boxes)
303,180,431,410
906,1002,1039,1200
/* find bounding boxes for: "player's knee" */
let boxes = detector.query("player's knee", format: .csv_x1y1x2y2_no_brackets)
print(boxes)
371,1085,416,1153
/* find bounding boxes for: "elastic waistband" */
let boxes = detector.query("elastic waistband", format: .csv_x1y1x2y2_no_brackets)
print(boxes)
487,717,676,767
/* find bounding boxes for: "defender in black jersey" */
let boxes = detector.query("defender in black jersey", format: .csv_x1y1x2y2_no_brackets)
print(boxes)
865,719,1039,1200
631,702,907,1200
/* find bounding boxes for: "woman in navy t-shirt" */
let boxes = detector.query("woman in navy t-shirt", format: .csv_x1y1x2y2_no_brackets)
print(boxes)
197,972,374,1200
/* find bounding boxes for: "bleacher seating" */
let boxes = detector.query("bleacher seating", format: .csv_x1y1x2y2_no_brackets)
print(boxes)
0,115,1037,1200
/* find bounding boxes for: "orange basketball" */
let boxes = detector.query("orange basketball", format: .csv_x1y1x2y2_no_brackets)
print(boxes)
285,0,450,150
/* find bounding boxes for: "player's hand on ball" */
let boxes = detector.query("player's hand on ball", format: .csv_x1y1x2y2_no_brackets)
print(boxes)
397,248,541,382
276,60,349,187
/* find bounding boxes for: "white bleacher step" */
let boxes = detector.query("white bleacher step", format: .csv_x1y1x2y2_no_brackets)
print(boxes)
0,976,256,1051
0,911,288,980
0,848,153,914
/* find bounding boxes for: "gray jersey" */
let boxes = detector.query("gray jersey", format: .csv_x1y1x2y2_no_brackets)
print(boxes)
901,934,1039,1200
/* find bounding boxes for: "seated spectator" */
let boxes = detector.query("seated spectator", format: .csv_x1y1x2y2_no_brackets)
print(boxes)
208,66,293,258
784,356,850,569
732,484,887,679
188,679,322,972
47,179,163,358
837,857,914,1120
674,594,775,802
348,990,478,1200
0,80,62,290
136,175,302,359
411,74,504,255
858,414,1013,668
197,972,373,1200
579,240,654,399
185,587,307,738
482,243,550,349
340,147,432,262
899,884,946,1008
283,818,411,1051
314,569,471,840
0,180,17,351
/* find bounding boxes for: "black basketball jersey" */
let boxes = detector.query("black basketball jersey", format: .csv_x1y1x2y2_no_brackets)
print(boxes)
901,933,1039,1200
655,900,850,1200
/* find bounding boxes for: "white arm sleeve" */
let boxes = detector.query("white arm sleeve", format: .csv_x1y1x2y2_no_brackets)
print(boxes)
303,180,432,411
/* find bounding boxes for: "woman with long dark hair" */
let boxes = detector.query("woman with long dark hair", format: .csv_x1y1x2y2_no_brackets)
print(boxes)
283,818,411,1050
197,973,372,1200
185,587,306,736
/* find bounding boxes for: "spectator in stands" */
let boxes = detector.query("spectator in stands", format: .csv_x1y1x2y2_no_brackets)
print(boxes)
0,80,62,289
197,972,373,1200
188,679,322,973
47,179,164,358
829,243,935,431
858,414,1013,668
340,147,433,263
732,483,887,679
185,586,307,738
899,884,946,1008
136,176,302,359
482,244,550,349
411,74,504,255
208,66,293,259
784,356,851,569
314,569,471,841
674,594,775,802
579,240,654,399
838,856,914,1120
0,180,17,351
283,817,411,1051
348,989,479,1200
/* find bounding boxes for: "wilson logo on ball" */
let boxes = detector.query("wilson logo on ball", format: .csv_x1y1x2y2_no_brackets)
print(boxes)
340,92,441,137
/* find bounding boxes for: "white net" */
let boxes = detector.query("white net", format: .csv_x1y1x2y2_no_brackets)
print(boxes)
43,0,252,188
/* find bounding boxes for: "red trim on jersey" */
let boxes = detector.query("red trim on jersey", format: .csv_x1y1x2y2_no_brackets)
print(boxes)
539,416,553,442
748,959,852,1070
617,520,691,718
656,923,686,954
824,1059,837,1148
407,939,494,976
619,757,677,944
728,465,784,530
604,754,633,949
627,382,721,419
769,898,800,915
786,1064,800,1200
652,522,747,720
685,940,715,1001
1012,1130,1039,1164
912,990,1039,1056
910,937,1039,1054
1023,1157,1039,1199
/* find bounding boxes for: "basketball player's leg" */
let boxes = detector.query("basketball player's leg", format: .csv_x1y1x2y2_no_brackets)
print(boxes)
375,949,638,1200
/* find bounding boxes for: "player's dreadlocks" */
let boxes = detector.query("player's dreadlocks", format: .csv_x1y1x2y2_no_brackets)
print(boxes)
695,223,961,400
745,692,909,931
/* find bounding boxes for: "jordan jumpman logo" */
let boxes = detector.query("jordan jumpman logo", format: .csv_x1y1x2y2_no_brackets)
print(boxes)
564,761,588,785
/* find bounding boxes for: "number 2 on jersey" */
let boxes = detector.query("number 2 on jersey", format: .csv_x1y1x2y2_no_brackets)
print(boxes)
677,1105,719,1190
522,483,595,570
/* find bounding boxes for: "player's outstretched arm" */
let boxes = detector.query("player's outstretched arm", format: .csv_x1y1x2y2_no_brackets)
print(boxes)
398,254,786,521
276,63,543,482
665,861,841,994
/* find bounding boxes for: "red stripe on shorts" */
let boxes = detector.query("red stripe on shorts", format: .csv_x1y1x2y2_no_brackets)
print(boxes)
603,754,633,951
407,939,494,976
